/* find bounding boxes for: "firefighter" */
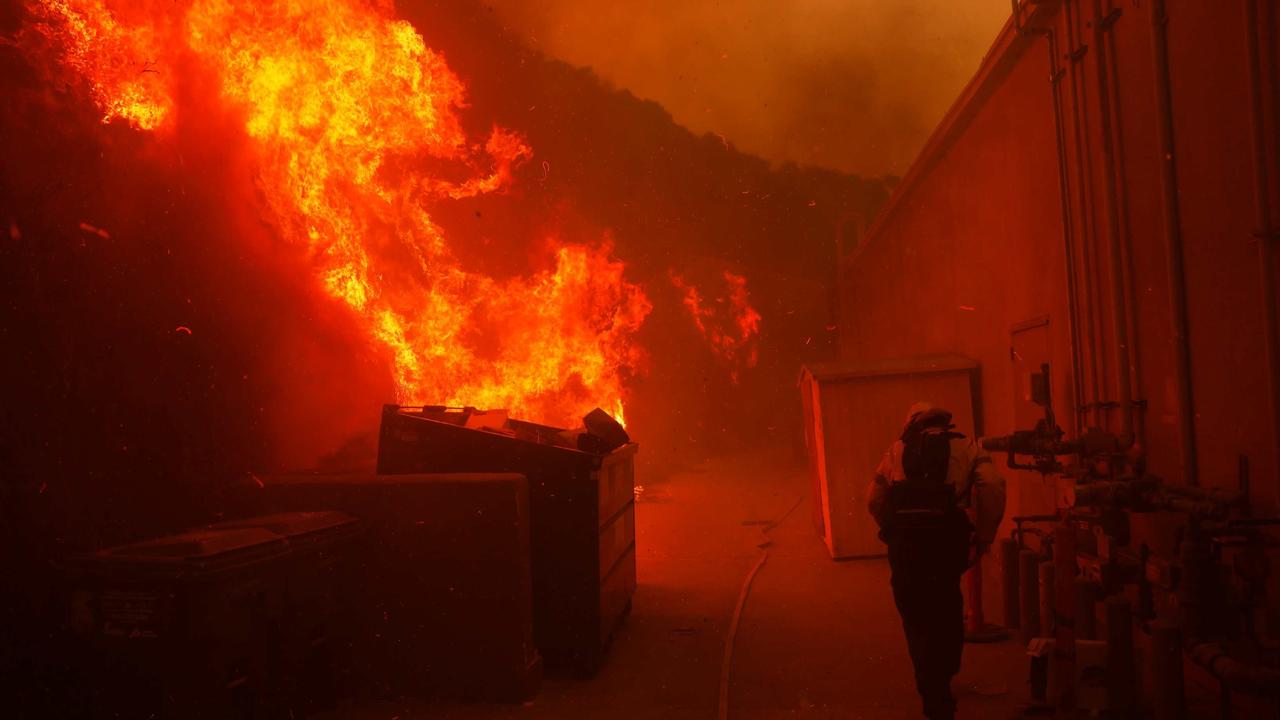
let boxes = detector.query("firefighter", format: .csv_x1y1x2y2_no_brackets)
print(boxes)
867,402,1006,720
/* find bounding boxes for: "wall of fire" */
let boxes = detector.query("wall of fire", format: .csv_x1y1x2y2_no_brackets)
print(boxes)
838,0,1279,709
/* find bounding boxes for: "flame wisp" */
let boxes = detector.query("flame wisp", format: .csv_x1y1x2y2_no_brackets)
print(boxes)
26,0,654,426
669,270,761,381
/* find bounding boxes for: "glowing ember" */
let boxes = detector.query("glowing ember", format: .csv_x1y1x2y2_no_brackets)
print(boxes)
669,270,761,381
26,0,651,426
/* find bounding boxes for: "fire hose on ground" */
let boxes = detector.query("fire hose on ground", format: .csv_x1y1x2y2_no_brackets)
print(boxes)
717,494,803,720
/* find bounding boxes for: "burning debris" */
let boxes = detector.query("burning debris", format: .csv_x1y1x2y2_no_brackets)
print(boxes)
403,404,631,454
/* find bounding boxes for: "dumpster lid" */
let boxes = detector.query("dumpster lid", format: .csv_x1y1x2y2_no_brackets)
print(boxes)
207,511,360,539
408,406,569,444
84,527,289,574
390,405,622,456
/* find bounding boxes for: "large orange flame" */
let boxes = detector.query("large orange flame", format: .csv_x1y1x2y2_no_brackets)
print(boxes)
26,0,652,427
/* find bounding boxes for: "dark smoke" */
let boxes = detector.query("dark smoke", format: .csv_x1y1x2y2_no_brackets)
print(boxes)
482,0,1010,176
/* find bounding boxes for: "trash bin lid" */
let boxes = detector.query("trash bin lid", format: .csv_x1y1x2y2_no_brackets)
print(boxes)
80,527,289,577
208,511,360,541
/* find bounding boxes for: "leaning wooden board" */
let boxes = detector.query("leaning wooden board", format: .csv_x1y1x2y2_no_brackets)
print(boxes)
800,355,981,560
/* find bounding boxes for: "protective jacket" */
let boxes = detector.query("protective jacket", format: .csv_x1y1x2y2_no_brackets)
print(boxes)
866,408,1006,547
867,404,1007,720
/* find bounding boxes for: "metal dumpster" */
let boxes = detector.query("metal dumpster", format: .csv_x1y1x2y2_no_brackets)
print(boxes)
205,512,361,717
246,472,541,703
375,404,638,674
61,527,290,719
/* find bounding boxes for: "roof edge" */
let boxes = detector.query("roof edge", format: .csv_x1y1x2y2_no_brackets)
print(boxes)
841,9,1040,272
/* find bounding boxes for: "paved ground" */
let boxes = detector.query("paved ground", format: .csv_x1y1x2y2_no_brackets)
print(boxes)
329,447,1030,720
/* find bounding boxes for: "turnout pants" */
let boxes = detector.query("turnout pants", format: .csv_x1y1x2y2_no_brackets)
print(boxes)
885,519,971,720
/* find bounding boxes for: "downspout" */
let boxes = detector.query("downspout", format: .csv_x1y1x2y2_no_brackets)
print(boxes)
1013,0,1086,437
1091,0,1135,446
1245,0,1280,503
1149,0,1199,485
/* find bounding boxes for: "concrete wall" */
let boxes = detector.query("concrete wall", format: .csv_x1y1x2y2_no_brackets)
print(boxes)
838,0,1280,518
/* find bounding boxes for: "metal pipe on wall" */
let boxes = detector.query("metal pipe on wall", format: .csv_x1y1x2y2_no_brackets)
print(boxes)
1150,620,1187,720
1052,522,1077,709
1038,560,1056,638
1105,595,1137,712
1074,577,1098,639
1000,538,1021,629
1075,0,1116,430
1015,0,1088,436
1064,0,1105,430
1090,0,1137,443
1149,0,1199,485
1019,548,1042,645
1244,0,1280,504
1100,0,1146,448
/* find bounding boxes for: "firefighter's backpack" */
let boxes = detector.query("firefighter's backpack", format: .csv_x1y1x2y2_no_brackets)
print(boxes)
884,412,966,531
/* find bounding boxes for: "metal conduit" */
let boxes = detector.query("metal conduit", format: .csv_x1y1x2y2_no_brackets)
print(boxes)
1091,0,1136,443
1100,0,1146,449
1013,0,1088,437
1062,0,1095,435
1244,0,1280,502
1149,0,1199,485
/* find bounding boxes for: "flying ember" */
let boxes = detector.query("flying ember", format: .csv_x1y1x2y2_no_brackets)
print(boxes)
25,0,652,427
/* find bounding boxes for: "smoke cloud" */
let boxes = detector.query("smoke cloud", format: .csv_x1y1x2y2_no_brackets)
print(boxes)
484,0,1009,176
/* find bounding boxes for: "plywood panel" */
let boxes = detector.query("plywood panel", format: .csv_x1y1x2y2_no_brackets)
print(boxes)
810,363,978,559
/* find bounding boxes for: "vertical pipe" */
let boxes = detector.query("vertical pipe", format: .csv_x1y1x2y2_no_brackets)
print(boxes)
1074,578,1098,639
1245,0,1280,504
1105,595,1137,712
1150,0,1199,484
1102,0,1146,447
1178,538,1211,641
1001,538,1021,629
1151,620,1187,720
1053,523,1077,709
1029,15,1088,436
1064,0,1104,432
1038,561,1056,639
1020,549,1042,645
1091,0,1135,442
